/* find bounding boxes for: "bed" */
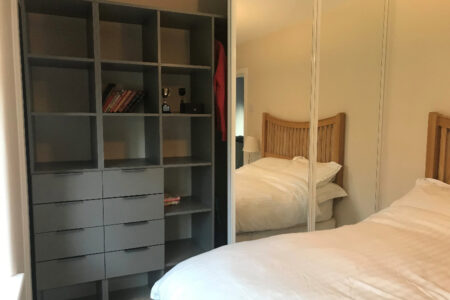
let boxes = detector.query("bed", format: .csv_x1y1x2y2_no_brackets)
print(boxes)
236,113,347,241
151,112,450,299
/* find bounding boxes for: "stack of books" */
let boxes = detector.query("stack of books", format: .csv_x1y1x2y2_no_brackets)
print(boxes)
102,83,145,113
164,194,181,206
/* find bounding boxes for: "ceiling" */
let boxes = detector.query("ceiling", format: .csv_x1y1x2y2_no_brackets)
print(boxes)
236,0,314,45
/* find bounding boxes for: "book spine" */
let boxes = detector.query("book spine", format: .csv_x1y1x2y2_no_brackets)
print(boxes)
113,90,131,113
118,90,136,113
106,90,123,113
126,91,144,112
102,89,117,112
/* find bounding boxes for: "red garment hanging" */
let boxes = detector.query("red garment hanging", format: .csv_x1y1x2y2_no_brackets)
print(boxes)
214,40,227,141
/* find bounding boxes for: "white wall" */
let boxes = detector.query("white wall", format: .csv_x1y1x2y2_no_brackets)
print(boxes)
0,0,26,281
380,0,450,207
236,19,313,143
319,0,385,225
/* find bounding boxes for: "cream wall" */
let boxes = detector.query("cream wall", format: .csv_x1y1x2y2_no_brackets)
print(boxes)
236,19,312,144
319,0,385,225
0,0,26,280
380,0,450,207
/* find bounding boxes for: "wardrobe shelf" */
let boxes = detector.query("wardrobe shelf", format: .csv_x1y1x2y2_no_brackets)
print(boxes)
101,59,158,72
109,285,150,300
33,160,98,174
161,63,211,74
102,113,160,117
104,158,161,169
165,197,212,217
28,54,94,69
165,238,205,268
163,157,212,168
162,113,212,118
31,112,97,117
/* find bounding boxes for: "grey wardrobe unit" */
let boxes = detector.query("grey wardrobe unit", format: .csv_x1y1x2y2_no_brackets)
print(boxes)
20,0,227,299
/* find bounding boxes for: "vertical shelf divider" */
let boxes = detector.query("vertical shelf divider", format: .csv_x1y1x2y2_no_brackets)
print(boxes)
92,1,104,170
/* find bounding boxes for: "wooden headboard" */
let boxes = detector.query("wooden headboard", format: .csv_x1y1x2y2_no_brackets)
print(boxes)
261,113,346,186
426,112,450,184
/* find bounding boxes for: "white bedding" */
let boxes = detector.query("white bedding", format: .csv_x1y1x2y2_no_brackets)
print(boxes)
152,179,450,300
236,157,346,233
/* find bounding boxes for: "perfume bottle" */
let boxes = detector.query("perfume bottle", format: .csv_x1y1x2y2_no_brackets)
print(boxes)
162,88,171,113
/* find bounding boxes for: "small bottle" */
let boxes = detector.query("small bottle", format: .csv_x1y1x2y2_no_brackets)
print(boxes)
162,100,171,113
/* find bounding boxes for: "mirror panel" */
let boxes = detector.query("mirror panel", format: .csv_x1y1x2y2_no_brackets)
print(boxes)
317,0,386,226
235,0,314,241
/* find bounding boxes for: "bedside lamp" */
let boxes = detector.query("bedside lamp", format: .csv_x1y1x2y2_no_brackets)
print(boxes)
243,136,260,163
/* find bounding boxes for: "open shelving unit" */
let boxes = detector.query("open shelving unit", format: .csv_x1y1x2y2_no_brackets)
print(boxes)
20,0,227,299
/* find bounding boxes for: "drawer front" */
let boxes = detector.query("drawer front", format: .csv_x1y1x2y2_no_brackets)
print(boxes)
104,194,163,225
105,245,164,278
34,200,103,233
36,253,105,290
103,168,163,198
32,171,102,204
35,227,104,262
105,220,164,252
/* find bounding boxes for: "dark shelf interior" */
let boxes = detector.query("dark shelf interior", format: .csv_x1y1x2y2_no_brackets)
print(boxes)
99,3,158,63
32,115,98,172
103,116,160,167
165,238,205,267
109,285,151,300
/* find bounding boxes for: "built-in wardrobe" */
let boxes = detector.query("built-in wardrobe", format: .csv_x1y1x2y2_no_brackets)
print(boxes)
19,0,228,298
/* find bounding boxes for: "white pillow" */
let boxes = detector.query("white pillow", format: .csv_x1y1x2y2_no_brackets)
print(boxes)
391,178,450,217
317,183,348,204
293,156,342,187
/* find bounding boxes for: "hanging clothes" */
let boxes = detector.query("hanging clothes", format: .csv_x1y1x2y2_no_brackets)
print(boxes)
214,40,227,141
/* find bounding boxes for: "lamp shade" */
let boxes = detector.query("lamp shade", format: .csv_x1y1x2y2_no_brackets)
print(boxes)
243,136,260,153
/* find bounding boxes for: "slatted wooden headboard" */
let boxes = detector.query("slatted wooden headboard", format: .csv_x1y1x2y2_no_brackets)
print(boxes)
261,113,346,186
426,112,450,184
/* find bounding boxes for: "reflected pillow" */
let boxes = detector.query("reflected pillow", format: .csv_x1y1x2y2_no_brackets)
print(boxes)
249,156,342,187
293,156,342,187
317,183,348,204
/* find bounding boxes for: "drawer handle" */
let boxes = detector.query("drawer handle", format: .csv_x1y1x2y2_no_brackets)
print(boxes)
121,168,147,173
124,246,149,253
54,171,84,176
56,228,85,233
123,195,147,200
124,221,149,226
57,255,87,262
54,200,84,206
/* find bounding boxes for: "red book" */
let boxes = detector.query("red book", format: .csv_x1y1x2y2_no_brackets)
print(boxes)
112,90,132,113
102,89,117,112
106,90,123,113
117,90,136,113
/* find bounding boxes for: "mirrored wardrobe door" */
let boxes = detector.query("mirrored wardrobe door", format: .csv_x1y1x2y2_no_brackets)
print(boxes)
315,0,387,229
234,0,314,242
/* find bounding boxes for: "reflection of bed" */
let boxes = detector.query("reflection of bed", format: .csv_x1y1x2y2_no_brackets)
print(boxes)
236,113,346,240
151,112,450,300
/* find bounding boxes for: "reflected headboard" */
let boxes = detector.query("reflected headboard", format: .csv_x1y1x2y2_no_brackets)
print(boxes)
426,112,450,184
261,113,346,186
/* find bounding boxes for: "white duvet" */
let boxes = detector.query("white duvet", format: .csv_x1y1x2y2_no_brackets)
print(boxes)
152,179,450,300
235,157,345,233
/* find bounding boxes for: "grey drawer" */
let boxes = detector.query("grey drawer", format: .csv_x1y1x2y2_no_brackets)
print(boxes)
103,168,163,198
33,200,103,233
32,171,102,204
104,194,163,225
36,253,105,290
105,245,164,278
35,227,104,262
105,220,164,252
